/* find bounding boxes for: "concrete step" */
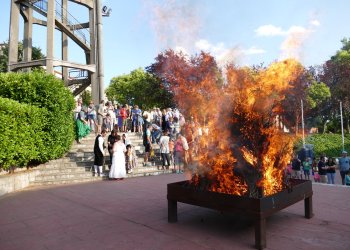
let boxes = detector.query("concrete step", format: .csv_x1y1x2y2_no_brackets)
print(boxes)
37,167,88,174
34,172,94,181
30,176,102,186
41,162,79,169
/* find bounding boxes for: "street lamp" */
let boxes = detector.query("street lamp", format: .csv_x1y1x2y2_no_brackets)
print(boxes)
102,6,112,17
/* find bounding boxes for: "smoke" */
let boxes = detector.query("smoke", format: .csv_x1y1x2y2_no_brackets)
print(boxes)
143,0,202,52
279,19,320,61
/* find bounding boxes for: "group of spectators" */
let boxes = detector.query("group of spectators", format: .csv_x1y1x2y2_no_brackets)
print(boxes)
85,99,208,177
289,151,350,185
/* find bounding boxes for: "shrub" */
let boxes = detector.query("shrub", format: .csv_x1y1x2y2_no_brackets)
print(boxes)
0,72,75,165
296,133,350,158
0,97,47,170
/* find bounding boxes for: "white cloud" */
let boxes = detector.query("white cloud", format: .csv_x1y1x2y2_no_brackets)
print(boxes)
243,46,266,55
193,39,265,66
255,21,320,61
195,39,211,51
255,25,286,36
310,19,320,26
255,24,314,37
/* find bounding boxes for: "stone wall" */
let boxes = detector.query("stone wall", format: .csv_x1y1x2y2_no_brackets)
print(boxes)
0,169,40,196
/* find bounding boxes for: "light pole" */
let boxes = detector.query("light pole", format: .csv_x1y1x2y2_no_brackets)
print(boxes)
95,1,111,102
340,101,345,151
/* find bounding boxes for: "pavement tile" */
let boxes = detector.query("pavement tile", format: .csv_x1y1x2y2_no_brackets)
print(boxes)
0,174,350,250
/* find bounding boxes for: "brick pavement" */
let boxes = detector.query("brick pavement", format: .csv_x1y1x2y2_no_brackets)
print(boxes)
0,174,349,250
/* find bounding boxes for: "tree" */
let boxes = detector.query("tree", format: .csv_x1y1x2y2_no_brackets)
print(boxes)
321,38,350,133
0,41,45,72
147,49,223,120
279,63,309,134
305,80,331,132
106,68,173,110
80,90,92,107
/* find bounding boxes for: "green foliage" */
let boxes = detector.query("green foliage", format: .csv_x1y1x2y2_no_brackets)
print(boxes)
106,68,173,109
0,97,47,170
296,133,350,158
0,72,75,167
80,90,92,106
0,41,45,73
306,81,331,109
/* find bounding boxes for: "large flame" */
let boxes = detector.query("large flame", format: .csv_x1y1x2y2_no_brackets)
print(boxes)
156,51,303,197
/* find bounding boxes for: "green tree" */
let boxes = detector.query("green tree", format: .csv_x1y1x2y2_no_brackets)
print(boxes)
106,68,173,110
0,41,45,72
307,81,331,109
80,90,92,106
321,38,350,133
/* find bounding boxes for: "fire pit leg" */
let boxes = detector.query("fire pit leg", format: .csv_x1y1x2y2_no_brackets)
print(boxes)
255,217,266,250
304,196,314,219
168,199,177,223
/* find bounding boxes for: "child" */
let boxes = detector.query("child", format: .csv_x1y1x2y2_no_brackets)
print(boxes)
102,113,111,132
302,157,311,180
125,144,137,174
168,135,175,170
345,172,350,186
311,158,320,182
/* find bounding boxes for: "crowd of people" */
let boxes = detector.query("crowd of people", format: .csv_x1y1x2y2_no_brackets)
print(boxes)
84,99,207,179
75,98,350,185
288,151,350,185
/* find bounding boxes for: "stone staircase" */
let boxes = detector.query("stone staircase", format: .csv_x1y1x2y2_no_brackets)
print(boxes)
30,132,173,186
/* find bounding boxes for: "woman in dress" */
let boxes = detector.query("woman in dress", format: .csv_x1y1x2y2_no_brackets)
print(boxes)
109,135,127,180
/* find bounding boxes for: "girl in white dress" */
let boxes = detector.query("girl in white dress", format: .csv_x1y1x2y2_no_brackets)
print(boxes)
109,135,127,180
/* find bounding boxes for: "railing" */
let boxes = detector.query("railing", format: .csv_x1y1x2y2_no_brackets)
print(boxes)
27,0,90,46
69,69,89,79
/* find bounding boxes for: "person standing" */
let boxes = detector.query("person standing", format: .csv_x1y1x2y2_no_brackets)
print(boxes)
318,156,328,183
174,133,189,174
107,130,117,169
76,106,90,143
338,150,350,185
159,131,171,170
143,124,153,166
120,105,128,132
97,100,105,134
291,155,302,179
326,157,336,184
302,157,311,180
109,135,127,180
94,130,107,177
87,101,97,133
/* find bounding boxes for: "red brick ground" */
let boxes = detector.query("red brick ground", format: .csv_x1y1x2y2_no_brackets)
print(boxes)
0,174,349,250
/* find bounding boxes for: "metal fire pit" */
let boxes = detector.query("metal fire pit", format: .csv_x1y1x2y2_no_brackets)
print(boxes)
167,179,313,250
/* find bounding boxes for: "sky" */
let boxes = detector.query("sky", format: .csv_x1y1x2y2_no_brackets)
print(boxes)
0,0,350,87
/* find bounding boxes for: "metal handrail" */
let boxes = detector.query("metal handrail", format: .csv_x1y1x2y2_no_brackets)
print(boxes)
27,0,90,46
69,69,89,79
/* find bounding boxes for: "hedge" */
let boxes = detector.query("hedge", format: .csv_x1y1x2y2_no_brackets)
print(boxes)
0,97,48,170
0,72,75,168
297,133,350,158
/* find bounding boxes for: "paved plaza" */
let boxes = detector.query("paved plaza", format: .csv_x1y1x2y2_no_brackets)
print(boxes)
0,174,349,250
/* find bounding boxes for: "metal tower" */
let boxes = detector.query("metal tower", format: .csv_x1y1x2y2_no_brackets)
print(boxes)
8,0,105,103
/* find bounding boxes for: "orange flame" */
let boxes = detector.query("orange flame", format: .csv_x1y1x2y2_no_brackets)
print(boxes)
155,51,302,197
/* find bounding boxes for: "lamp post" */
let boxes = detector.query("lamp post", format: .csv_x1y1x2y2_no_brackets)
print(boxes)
95,1,111,102
340,101,345,151
301,99,305,148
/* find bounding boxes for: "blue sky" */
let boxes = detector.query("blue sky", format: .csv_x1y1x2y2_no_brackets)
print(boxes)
1,0,350,87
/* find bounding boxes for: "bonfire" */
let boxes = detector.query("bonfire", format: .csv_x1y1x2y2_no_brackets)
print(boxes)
160,52,304,198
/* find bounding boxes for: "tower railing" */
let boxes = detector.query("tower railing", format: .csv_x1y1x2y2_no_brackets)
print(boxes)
27,0,90,46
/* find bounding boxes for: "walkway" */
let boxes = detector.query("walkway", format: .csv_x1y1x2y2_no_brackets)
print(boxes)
0,174,349,250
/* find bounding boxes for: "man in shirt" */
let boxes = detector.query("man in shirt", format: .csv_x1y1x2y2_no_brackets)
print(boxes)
338,151,350,185
94,130,107,177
